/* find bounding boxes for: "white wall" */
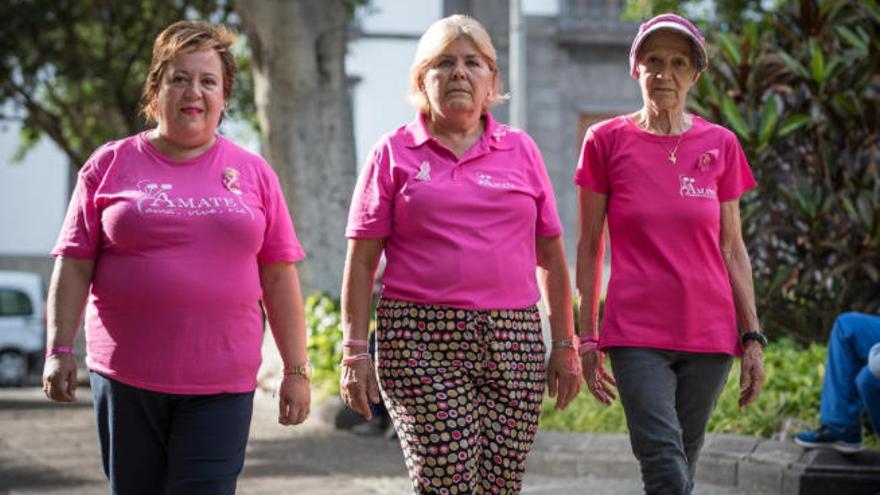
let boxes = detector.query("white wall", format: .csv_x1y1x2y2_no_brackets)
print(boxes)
0,123,67,255
348,0,441,168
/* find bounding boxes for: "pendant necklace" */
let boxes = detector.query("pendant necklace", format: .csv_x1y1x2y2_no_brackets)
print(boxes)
662,133,684,164
658,115,690,165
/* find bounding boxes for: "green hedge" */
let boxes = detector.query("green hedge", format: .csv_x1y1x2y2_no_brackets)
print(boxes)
302,294,876,448
304,293,345,398
540,338,878,449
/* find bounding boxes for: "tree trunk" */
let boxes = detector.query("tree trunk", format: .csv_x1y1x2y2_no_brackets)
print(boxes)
235,0,356,296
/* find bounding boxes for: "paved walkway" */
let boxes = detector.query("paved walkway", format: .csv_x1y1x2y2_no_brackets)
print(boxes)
0,386,757,495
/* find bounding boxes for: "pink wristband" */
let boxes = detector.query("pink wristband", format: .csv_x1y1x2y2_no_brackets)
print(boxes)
578,341,599,354
342,339,369,347
578,335,599,355
46,346,73,358
578,334,599,345
341,353,372,366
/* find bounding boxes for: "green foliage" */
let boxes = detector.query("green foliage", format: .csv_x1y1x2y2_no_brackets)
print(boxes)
0,0,252,168
541,339,880,448
303,296,878,447
708,338,824,436
304,293,344,397
621,0,773,25
687,0,880,342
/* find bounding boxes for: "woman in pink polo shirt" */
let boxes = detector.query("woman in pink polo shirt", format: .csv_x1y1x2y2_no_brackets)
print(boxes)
340,14,582,494
575,13,766,495
41,21,310,494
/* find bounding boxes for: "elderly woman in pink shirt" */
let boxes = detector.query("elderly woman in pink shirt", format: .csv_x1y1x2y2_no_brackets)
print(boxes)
575,13,766,495
340,14,582,495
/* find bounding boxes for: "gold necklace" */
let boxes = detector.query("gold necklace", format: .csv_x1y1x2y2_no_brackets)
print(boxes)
662,133,685,164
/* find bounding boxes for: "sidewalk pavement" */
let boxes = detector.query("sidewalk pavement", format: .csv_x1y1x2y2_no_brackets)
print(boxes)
0,386,875,495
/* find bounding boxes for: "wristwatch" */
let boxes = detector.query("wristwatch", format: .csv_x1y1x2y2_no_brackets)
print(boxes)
740,331,768,349
283,362,313,380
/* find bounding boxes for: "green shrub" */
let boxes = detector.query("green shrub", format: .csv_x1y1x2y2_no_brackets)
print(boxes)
304,294,877,448
688,0,880,343
541,338,877,449
304,293,344,397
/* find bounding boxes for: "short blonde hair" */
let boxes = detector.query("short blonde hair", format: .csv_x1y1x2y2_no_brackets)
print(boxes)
407,15,506,114
141,21,237,122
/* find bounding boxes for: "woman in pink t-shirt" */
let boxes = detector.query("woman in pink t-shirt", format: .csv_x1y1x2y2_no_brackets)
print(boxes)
340,15,582,494
41,21,310,494
575,14,766,495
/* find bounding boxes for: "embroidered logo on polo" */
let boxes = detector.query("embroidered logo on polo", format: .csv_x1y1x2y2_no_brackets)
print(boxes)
135,178,255,219
476,172,517,190
414,161,431,182
491,125,509,142
679,175,717,199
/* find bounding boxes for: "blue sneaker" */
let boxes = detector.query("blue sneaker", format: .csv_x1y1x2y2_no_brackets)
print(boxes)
794,425,863,454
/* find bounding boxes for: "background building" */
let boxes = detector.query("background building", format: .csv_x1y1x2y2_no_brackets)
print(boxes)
0,0,636,286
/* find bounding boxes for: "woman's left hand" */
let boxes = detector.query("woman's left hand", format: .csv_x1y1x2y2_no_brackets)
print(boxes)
278,375,311,425
546,347,584,411
739,341,765,408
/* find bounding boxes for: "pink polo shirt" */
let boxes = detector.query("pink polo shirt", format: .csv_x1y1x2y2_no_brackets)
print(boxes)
574,115,756,355
53,132,304,394
347,113,563,310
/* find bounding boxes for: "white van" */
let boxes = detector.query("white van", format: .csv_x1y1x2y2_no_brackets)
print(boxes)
0,270,45,386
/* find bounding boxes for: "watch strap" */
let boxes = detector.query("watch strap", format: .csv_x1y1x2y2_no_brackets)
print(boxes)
741,331,768,348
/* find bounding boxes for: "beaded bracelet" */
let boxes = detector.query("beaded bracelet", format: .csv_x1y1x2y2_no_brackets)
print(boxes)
341,353,372,366
342,339,369,347
45,346,73,358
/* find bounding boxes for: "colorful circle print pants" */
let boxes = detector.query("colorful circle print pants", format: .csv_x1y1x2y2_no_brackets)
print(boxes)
375,298,547,495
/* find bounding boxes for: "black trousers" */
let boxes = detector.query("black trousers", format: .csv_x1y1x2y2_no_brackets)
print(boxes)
90,372,254,495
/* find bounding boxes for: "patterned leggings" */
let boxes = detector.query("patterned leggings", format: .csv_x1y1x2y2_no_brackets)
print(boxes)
375,298,547,495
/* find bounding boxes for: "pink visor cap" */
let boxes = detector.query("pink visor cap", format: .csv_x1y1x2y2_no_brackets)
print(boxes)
629,13,708,79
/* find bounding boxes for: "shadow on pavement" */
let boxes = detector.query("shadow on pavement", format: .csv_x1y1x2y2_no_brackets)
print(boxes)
0,462,95,491
241,431,407,480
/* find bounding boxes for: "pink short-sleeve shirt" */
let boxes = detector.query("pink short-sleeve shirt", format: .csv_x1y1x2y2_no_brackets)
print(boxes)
53,132,304,394
347,113,563,310
574,115,756,355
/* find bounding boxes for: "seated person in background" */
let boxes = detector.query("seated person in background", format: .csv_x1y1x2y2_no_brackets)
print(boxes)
795,312,880,453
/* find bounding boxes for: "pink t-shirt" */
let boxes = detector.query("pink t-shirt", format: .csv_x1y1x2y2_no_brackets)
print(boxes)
53,132,304,394
574,115,756,355
346,113,563,310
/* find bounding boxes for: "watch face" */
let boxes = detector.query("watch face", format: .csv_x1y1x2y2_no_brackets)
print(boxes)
287,362,313,379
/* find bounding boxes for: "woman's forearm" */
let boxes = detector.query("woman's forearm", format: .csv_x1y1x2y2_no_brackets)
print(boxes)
341,239,384,351
260,262,309,366
46,256,95,348
720,200,760,333
536,236,574,341
724,239,760,332
576,188,608,338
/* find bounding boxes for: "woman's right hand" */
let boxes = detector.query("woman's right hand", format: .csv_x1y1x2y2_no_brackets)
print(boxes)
340,358,382,420
581,349,617,405
42,353,78,402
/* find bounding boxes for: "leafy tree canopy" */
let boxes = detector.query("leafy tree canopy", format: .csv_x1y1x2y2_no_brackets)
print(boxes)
0,0,252,169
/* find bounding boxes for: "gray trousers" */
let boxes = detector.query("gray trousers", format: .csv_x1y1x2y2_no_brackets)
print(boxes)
609,347,733,495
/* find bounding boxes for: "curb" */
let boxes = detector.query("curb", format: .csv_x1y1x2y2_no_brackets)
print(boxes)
528,430,880,495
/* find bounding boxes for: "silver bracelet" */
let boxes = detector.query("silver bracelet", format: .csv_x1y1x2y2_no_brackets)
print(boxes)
552,338,576,349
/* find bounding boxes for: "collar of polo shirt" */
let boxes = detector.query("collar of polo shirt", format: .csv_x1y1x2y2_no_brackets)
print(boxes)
405,112,514,151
